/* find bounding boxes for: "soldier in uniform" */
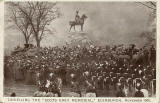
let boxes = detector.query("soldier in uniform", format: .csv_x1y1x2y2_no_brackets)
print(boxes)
116,85,126,97
104,76,111,90
134,83,144,97
49,72,62,97
83,71,97,96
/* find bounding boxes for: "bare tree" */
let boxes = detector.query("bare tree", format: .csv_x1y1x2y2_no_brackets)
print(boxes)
8,2,33,45
10,2,60,47
138,2,156,46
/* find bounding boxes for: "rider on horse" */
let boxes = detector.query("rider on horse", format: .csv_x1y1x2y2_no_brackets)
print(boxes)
75,10,80,24
69,10,87,31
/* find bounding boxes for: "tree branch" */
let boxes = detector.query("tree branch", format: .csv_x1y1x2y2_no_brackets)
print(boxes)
138,2,156,10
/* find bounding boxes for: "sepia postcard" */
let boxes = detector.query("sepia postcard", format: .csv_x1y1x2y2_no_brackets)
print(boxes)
0,0,160,103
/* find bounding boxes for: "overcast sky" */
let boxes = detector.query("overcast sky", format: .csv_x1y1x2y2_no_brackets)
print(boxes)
5,2,154,52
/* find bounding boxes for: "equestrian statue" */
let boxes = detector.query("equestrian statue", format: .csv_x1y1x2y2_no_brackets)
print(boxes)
69,10,87,32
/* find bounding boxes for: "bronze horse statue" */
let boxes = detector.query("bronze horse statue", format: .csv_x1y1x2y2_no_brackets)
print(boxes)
69,14,87,32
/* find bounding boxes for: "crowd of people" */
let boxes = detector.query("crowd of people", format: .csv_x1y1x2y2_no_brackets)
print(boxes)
4,43,156,97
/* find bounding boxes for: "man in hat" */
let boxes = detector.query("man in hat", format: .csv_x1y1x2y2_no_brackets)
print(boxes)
116,85,126,97
134,83,144,97
75,10,80,24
